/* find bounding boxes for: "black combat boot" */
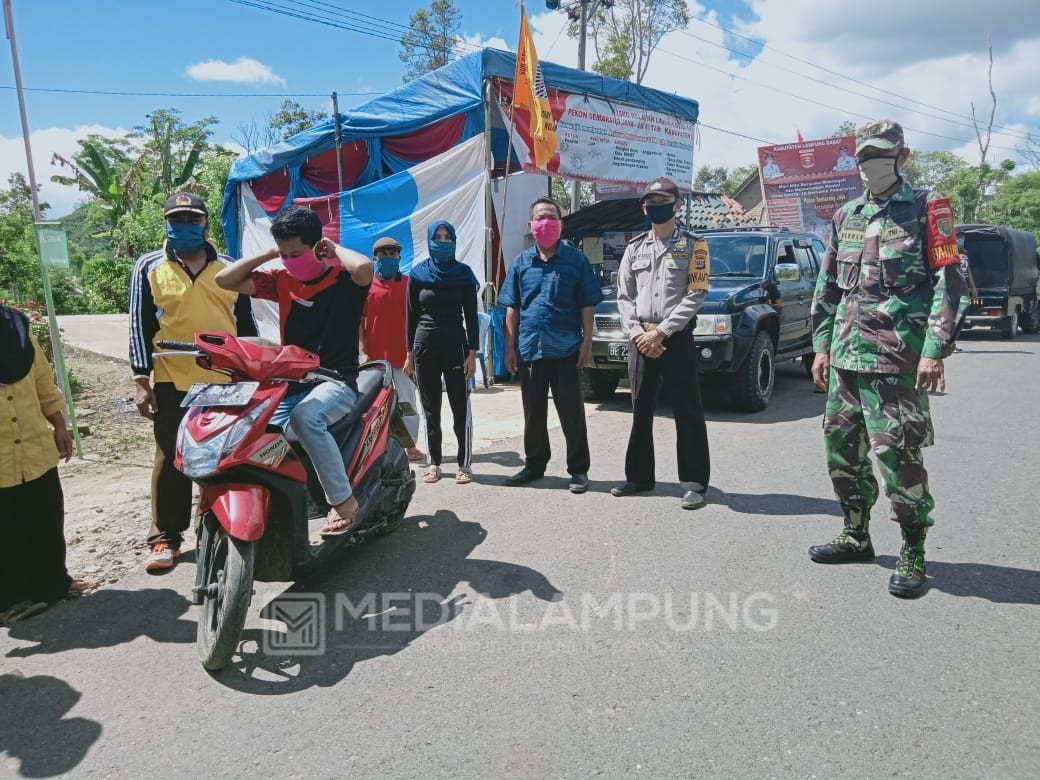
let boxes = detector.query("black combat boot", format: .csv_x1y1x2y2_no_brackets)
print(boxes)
809,505,874,563
889,527,927,598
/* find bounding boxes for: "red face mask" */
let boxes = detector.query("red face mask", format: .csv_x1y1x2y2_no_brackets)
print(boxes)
281,246,325,281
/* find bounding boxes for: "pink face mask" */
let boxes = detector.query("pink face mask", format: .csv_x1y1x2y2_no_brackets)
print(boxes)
530,218,562,247
281,247,325,281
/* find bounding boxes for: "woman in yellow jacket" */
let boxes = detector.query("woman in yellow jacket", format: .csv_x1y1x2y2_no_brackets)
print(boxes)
1,305,87,622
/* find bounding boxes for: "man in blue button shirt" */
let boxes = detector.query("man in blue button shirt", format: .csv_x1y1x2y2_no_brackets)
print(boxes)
500,197,604,493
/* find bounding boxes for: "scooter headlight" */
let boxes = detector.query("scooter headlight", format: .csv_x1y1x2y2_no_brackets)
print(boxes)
180,427,226,479
222,399,270,455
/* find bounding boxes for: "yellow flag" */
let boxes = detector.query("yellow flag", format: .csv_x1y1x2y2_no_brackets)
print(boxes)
514,6,558,169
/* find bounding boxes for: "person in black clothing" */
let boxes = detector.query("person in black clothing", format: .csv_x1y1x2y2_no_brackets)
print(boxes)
404,221,479,485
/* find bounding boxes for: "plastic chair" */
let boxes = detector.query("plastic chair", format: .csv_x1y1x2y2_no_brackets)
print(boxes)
471,311,492,390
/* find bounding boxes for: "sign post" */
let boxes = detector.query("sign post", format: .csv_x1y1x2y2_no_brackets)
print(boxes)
33,222,83,458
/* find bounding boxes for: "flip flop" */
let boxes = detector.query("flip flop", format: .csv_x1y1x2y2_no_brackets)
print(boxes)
455,468,473,485
68,579,93,597
406,449,425,462
422,466,442,483
320,504,361,538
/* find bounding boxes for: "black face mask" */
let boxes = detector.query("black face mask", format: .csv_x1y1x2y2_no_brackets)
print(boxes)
645,202,676,225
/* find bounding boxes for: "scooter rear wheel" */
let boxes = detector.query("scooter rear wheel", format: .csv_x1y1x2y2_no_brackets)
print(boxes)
196,518,255,671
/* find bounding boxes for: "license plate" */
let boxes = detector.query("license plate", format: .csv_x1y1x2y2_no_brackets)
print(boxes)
181,382,259,408
607,343,629,362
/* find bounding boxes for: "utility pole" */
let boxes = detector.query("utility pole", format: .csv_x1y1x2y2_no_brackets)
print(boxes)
547,0,611,213
570,0,588,214
4,0,82,456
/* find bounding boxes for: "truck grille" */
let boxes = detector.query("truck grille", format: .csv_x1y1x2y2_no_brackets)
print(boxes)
595,315,624,333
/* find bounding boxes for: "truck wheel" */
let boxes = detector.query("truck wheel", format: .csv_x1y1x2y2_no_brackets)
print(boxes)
196,518,255,671
579,368,620,401
1021,305,1040,334
1001,311,1018,340
730,331,775,412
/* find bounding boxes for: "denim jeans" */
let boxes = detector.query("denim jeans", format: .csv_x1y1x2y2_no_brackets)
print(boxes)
275,382,358,506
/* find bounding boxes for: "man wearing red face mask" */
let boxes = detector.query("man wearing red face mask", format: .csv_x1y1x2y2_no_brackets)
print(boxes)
216,206,373,535
499,197,604,493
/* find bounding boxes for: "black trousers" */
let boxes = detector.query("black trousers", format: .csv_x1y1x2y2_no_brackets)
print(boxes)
414,340,472,468
0,467,71,610
625,330,710,489
519,352,590,476
147,382,192,546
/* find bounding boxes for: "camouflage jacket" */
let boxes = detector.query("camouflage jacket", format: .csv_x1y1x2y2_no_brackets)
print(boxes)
811,182,969,374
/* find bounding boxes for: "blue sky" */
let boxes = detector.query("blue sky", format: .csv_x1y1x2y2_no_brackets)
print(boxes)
3,0,1038,216
0,1,749,140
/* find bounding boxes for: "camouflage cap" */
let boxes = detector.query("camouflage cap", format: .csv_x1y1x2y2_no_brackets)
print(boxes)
855,119,904,155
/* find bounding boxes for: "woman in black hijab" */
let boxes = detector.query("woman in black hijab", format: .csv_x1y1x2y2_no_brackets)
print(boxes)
1,305,87,623
404,221,480,484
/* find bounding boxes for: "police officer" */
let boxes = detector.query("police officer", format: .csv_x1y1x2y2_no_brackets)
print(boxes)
808,120,969,598
611,177,711,510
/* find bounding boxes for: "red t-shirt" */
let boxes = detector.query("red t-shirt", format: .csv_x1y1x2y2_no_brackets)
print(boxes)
251,265,367,375
361,274,409,368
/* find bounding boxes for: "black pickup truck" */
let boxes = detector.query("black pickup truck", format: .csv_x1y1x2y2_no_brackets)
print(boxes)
582,227,824,411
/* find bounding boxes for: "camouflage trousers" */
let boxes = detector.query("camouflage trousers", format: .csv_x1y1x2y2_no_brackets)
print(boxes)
823,367,935,529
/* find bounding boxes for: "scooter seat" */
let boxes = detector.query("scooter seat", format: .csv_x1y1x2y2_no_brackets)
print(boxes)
326,369,384,446
282,366,386,445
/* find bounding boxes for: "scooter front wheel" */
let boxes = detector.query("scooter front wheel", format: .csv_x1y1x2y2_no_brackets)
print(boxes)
196,517,255,671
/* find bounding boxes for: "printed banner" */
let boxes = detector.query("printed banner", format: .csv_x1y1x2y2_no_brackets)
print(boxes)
239,136,488,343
500,84,695,189
757,135,862,244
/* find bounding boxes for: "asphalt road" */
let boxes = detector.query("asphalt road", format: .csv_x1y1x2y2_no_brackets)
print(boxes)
3,333,1039,778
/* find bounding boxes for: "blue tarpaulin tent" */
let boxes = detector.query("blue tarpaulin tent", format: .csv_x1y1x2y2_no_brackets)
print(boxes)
221,48,700,260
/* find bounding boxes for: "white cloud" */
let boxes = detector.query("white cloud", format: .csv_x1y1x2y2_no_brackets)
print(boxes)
186,57,285,86
0,125,131,218
459,33,510,54
525,1,1040,177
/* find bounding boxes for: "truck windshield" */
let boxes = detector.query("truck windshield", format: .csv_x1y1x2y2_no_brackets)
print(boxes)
965,238,1007,289
705,235,769,278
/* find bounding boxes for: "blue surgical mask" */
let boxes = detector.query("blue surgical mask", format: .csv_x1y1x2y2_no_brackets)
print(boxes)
375,256,400,280
166,222,206,253
429,241,456,264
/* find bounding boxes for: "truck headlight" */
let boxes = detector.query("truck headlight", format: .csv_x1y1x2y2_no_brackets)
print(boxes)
694,315,732,336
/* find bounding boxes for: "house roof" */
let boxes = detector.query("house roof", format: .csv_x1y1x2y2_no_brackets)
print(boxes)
563,193,760,237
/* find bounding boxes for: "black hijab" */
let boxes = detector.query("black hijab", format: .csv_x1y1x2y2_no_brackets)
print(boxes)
0,305,35,385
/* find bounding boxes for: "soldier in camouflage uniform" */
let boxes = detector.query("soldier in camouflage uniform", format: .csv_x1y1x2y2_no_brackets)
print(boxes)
808,120,969,598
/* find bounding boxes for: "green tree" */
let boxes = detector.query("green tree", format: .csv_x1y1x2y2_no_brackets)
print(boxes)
980,171,1040,234
550,178,595,213
269,99,327,139
60,200,116,260
81,255,134,313
693,166,729,193
399,0,461,82
0,173,44,304
233,98,328,151
577,0,689,84
724,165,757,196
50,134,134,232
0,173,87,313
832,120,857,138
127,108,217,201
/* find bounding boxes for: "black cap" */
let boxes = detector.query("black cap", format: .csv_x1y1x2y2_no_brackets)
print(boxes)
163,192,208,218
640,177,681,202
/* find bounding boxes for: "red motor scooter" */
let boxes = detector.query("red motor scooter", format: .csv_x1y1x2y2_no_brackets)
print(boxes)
154,332,416,670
